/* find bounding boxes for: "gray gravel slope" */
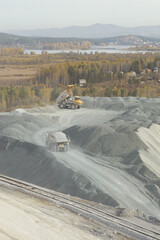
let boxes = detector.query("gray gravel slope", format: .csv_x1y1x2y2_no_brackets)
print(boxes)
0,98,160,220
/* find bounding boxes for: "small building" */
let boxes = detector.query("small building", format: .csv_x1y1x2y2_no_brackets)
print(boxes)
153,67,158,73
107,71,113,75
145,68,152,74
79,79,86,87
148,78,154,82
129,71,137,78
141,80,145,84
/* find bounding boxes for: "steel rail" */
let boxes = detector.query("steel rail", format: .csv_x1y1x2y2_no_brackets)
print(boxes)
0,175,159,240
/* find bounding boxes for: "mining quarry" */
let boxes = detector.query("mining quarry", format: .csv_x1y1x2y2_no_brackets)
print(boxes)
0,96,160,239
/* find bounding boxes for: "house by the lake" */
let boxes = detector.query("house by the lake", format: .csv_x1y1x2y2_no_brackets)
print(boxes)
79,79,87,87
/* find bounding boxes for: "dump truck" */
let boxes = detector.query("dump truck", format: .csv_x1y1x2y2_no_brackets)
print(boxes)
46,131,70,152
56,85,84,110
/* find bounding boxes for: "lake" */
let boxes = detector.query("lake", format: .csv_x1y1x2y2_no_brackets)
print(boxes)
24,45,148,55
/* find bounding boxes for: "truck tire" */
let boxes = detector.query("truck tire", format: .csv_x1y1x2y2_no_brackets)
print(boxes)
46,140,49,148
71,103,76,110
59,103,65,109
53,145,56,152
63,145,67,152
56,145,60,152
49,143,52,150
66,144,69,151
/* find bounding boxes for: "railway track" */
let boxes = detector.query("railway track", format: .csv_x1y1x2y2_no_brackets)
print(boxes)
0,175,160,240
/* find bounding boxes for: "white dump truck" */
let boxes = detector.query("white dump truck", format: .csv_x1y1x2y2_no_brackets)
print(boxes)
46,131,70,152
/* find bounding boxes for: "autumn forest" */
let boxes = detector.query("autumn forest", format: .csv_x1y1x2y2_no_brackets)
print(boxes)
0,47,160,111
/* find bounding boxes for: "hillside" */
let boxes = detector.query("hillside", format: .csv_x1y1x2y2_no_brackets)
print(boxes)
91,35,160,45
0,32,160,49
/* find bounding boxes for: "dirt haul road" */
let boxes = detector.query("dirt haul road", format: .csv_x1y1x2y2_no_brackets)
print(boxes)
27,108,159,219
0,97,160,221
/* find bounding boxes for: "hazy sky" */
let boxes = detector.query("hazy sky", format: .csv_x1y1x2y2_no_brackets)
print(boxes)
0,0,160,31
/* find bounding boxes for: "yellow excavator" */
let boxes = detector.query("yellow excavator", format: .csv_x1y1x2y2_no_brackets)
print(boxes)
56,85,84,110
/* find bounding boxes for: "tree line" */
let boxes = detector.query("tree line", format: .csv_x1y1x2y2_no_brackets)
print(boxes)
0,85,58,112
0,50,160,111
43,41,92,50
1,48,160,67
36,56,160,86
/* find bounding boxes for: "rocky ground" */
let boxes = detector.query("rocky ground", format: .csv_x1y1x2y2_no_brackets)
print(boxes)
1,184,131,240
0,97,160,230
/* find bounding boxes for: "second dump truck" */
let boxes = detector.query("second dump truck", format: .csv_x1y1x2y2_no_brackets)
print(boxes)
46,131,70,152
56,85,84,110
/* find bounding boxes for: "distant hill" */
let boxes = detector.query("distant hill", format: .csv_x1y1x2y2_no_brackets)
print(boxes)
92,35,160,45
0,32,159,49
0,32,32,45
0,32,87,48
6,23,160,39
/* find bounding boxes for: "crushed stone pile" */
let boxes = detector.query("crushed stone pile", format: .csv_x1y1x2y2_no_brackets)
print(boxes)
0,97,160,220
